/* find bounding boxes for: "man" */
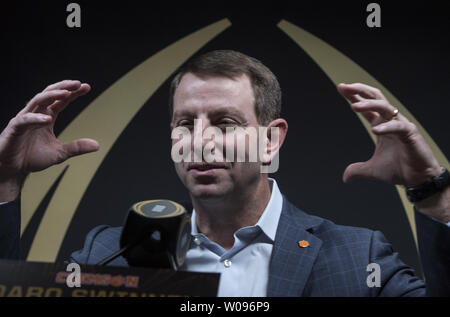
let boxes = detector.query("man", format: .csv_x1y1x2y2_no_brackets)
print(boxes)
0,50,449,296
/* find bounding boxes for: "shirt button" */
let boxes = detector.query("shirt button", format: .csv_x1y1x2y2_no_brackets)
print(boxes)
224,259,232,268
193,237,201,246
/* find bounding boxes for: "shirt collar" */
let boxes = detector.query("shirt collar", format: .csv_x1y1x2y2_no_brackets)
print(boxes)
190,178,283,242
255,178,283,241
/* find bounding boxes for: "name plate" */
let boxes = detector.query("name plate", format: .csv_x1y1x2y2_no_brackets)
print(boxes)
0,260,219,297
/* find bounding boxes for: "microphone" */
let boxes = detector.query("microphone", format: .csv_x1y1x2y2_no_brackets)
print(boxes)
97,200,192,270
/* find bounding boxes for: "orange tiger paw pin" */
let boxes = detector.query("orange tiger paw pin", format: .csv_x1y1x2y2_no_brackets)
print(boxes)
298,240,310,248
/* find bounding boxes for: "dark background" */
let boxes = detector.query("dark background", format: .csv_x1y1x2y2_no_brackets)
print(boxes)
1,1,449,277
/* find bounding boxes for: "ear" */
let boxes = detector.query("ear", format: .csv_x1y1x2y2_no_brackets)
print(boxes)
260,118,288,164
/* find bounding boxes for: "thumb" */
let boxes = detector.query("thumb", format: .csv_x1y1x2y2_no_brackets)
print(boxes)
62,138,100,160
343,161,372,183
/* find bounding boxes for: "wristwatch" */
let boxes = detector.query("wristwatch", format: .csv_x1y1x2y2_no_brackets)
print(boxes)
405,166,450,203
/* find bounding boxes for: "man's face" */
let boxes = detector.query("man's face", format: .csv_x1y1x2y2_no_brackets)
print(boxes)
171,72,263,200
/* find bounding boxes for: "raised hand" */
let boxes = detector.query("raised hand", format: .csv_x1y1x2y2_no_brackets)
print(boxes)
0,80,99,200
337,83,442,188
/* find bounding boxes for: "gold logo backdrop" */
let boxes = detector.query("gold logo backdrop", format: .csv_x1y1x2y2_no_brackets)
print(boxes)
0,1,450,271
12,15,448,263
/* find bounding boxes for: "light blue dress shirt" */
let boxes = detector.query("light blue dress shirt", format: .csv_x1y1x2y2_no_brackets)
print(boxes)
179,178,283,297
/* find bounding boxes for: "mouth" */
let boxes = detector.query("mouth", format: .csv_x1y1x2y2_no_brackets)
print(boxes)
187,162,230,178
187,162,228,172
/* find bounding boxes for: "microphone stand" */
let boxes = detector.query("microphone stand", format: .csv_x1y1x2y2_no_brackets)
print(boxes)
96,243,134,266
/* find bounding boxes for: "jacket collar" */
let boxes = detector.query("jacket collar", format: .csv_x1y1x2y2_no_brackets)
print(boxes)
267,196,323,297
183,194,323,297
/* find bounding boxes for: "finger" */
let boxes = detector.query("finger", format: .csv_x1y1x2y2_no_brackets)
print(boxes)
20,90,71,115
48,84,91,114
337,83,358,103
338,85,379,121
338,83,386,100
341,90,362,104
61,138,100,159
343,161,372,183
8,113,52,134
351,99,398,121
358,110,380,125
372,119,417,138
43,80,81,92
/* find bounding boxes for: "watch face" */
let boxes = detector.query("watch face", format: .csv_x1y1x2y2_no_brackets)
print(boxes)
175,215,192,267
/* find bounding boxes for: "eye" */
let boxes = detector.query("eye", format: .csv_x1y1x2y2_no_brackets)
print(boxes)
214,119,237,132
217,118,238,126
177,119,193,127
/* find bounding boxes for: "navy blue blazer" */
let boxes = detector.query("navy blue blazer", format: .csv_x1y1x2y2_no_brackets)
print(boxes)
1,196,449,296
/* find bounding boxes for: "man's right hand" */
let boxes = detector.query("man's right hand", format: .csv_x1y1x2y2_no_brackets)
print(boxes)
0,80,99,201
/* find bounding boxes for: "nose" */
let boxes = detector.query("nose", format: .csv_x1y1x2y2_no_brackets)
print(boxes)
192,117,210,146
191,117,208,161
192,117,224,162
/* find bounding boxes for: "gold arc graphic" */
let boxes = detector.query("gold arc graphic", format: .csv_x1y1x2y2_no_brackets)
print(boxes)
277,19,449,247
23,18,447,262
23,19,231,262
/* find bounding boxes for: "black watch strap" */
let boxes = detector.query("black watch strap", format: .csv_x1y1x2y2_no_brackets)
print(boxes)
406,166,450,203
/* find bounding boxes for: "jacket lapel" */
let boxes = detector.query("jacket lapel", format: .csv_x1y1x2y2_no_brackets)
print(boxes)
267,197,323,297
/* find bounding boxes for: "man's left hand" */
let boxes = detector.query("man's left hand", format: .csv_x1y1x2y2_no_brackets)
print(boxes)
337,82,441,187
337,83,449,222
